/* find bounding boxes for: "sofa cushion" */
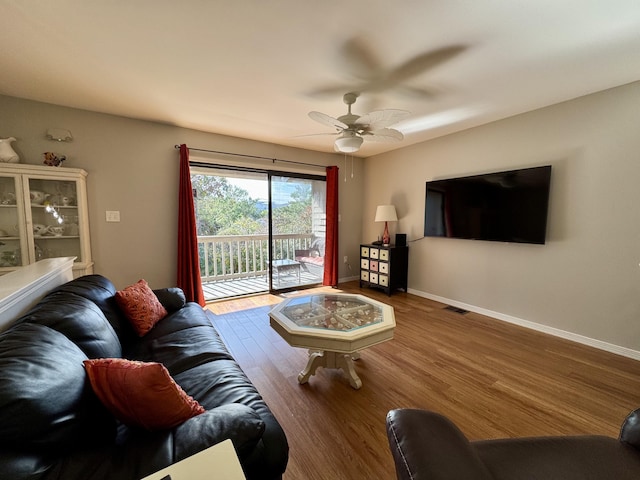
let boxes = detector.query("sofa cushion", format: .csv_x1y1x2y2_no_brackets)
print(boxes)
84,358,205,431
174,359,273,418
49,274,136,343
174,404,266,458
153,287,187,312
17,291,122,359
126,303,234,375
0,323,115,450
173,360,290,480
115,279,168,336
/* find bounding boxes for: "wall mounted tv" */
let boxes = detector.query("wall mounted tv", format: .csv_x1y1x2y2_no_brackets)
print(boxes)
424,165,552,245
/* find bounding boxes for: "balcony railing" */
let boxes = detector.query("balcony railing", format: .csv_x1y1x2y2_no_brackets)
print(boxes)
198,233,315,283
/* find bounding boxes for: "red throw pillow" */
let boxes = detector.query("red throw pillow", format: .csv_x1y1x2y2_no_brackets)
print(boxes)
83,358,205,431
115,279,168,336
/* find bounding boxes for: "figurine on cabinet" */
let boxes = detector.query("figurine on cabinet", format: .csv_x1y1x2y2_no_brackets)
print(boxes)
43,152,66,167
0,137,19,163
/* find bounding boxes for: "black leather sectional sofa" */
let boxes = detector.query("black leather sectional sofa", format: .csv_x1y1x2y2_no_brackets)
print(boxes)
0,274,288,480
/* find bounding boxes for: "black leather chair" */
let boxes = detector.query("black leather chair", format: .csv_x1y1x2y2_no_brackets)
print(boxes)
386,408,640,480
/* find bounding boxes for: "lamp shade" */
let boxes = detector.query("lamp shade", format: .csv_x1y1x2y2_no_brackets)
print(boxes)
375,205,398,222
335,133,363,153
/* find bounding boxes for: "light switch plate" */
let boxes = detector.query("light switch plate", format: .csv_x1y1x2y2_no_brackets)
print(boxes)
106,210,120,222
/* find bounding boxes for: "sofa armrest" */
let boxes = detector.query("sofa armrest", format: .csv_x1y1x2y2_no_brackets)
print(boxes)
620,408,640,449
386,409,494,480
173,404,265,461
153,287,186,312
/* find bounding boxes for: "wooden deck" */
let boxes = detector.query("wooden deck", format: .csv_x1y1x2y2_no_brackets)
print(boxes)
202,269,323,302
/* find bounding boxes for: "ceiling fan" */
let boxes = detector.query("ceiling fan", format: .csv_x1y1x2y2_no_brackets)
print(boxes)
309,38,467,100
308,92,410,153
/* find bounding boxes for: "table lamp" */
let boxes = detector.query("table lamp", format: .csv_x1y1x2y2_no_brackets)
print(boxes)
375,205,398,246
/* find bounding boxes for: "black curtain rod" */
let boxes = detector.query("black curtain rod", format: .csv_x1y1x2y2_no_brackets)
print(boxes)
174,145,328,169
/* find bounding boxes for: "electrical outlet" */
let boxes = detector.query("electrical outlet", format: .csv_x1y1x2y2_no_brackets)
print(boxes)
343,256,348,264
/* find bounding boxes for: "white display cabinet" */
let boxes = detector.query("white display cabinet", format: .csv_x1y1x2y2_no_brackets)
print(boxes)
0,164,93,278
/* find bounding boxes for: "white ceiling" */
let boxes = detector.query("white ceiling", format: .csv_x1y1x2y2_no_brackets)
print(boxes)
1,1,640,157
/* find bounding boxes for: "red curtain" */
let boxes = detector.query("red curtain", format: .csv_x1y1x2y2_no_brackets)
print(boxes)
177,144,205,306
323,166,339,286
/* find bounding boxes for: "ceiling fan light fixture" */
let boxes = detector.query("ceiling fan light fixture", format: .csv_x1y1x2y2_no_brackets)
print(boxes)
309,92,408,153
334,133,363,153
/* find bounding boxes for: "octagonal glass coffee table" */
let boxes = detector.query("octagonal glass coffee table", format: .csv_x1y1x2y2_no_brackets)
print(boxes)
269,293,395,389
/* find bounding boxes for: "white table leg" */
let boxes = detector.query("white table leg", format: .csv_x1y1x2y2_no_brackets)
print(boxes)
298,351,325,384
336,353,362,389
298,350,363,389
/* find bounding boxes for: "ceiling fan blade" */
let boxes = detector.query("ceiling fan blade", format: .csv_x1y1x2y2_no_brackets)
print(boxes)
363,128,404,142
306,84,357,98
393,85,441,99
381,45,467,89
355,109,410,129
340,36,383,80
294,132,340,138
308,111,348,130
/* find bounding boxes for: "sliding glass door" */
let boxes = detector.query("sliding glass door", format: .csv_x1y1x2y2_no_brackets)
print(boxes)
191,166,326,300
269,174,326,291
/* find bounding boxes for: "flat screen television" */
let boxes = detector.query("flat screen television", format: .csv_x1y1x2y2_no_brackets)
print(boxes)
424,165,552,244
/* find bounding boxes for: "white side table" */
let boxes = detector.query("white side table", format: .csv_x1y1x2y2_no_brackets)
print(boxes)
141,439,245,480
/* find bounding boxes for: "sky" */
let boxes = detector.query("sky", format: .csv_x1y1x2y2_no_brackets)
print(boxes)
227,177,302,204
227,177,268,201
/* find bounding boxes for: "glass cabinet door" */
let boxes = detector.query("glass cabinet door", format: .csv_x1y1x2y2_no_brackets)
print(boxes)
0,174,26,272
0,163,92,277
25,177,84,265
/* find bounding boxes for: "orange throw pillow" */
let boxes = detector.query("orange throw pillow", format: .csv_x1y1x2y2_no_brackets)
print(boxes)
115,279,168,336
83,358,205,431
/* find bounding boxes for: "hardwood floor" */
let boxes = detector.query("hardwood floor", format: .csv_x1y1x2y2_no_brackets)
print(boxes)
207,281,640,480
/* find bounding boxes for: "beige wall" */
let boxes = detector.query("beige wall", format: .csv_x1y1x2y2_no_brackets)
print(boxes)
3,82,638,356
364,81,640,354
0,95,364,289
